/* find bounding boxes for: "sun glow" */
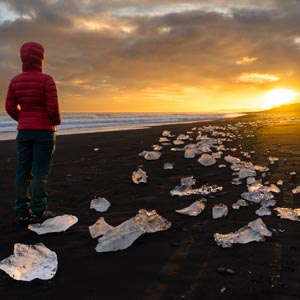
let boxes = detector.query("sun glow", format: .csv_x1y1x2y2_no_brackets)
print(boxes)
263,88,297,109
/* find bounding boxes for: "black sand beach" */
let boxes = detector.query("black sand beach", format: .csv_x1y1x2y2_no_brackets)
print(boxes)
0,114,300,300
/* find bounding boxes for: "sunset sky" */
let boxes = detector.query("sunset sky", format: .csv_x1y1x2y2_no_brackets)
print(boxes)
0,0,300,113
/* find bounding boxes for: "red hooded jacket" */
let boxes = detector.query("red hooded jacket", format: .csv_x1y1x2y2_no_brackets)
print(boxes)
5,41,61,131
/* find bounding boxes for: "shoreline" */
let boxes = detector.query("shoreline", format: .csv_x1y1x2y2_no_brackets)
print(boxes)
0,113,246,141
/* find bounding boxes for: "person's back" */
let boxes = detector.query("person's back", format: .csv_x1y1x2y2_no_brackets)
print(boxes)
6,41,61,130
5,41,61,223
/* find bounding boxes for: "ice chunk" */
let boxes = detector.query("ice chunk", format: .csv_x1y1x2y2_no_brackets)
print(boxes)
173,139,185,145
0,243,57,281
292,186,300,194
177,134,190,140
224,155,241,164
264,184,280,193
89,217,114,238
232,199,248,209
255,206,272,216
159,137,170,143
176,200,205,216
28,215,78,235
184,146,196,158
218,164,227,168
241,190,274,204
139,151,161,160
164,163,174,170
95,210,171,252
214,218,272,248
132,168,148,184
269,156,279,164
152,144,163,151
212,204,228,219
162,130,173,137
238,168,256,179
90,197,111,212
274,207,300,221
170,183,223,197
198,153,216,166
277,180,283,186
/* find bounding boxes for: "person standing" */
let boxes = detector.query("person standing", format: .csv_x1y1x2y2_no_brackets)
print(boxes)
5,41,61,223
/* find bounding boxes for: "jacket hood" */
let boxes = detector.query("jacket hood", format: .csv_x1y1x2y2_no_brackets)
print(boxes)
21,41,44,72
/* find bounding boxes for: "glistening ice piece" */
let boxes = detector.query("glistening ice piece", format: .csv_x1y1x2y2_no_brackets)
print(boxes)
176,200,205,216
0,243,58,281
132,168,148,184
214,218,272,248
95,209,171,252
28,215,78,235
90,197,111,212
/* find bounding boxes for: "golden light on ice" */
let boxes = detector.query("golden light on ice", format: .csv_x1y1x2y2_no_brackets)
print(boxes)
263,88,297,109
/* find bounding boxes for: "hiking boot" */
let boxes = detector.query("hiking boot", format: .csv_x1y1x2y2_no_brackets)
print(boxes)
29,210,55,224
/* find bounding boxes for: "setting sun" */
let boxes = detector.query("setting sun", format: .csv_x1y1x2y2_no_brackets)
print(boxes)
263,88,297,109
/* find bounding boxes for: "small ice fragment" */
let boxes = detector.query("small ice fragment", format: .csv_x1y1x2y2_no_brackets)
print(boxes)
176,200,205,216
152,144,163,151
238,168,256,179
164,163,174,170
173,139,185,145
139,151,161,160
159,137,170,143
269,156,279,164
93,148,99,151
90,197,111,212
0,243,57,281
198,153,216,166
177,134,189,140
292,186,300,194
95,210,171,252
132,168,148,184
218,164,227,168
212,204,228,219
89,217,114,238
255,206,272,216
232,199,248,209
277,180,283,186
28,215,78,235
184,146,196,158
224,155,241,164
274,207,300,221
162,130,173,137
264,184,280,194
286,171,296,176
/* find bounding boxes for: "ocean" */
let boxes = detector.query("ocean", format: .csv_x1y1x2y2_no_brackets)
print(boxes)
0,112,244,141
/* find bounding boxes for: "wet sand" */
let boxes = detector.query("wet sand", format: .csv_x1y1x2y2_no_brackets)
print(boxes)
0,114,299,300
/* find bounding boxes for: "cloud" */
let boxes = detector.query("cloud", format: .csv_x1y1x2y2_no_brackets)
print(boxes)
237,73,280,84
0,0,300,111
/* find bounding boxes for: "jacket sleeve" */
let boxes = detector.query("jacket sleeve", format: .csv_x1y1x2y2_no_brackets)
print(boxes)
5,81,19,121
45,75,61,125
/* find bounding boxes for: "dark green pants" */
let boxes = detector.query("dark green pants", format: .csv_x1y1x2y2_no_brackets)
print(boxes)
15,130,55,217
